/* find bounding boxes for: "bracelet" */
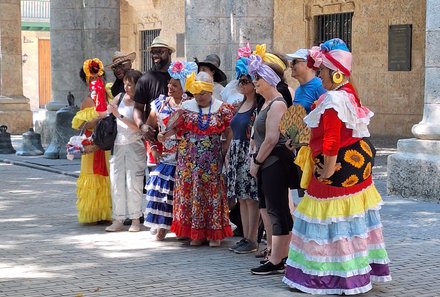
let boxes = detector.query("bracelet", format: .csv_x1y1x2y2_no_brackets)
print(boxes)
253,155,264,165
150,144,158,149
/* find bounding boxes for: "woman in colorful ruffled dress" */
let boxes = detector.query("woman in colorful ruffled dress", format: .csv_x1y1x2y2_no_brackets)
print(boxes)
72,58,112,223
161,71,234,247
144,61,198,240
282,38,391,295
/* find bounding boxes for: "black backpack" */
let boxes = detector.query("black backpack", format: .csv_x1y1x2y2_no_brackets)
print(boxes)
92,94,124,151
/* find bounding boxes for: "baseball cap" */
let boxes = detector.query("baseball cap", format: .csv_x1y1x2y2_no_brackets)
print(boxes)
286,48,308,61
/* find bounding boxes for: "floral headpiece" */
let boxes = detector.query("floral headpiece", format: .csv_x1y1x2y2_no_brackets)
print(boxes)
235,57,249,80
253,44,287,71
308,38,352,76
248,54,281,87
185,72,214,95
237,43,252,59
168,61,198,91
83,58,104,82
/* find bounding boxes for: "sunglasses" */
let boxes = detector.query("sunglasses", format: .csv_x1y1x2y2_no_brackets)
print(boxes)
150,49,168,55
111,61,131,71
253,74,262,81
238,79,252,86
290,59,306,67
316,68,325,77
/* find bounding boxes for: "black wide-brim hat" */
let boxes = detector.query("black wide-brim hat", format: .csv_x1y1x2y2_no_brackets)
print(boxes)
195,54,227,83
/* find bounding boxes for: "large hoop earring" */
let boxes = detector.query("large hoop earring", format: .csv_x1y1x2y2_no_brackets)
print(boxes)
332,71,344,84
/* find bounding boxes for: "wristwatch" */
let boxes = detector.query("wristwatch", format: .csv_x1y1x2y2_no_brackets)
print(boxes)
253,155,264,165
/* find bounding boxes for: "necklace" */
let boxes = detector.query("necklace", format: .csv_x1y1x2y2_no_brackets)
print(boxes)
332,81,349,91
197,101,212,130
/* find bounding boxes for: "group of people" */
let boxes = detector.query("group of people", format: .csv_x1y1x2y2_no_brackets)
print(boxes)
71,36,391,295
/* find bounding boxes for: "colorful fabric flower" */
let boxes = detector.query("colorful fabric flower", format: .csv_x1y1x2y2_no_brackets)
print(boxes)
83,58,104,82
237,43,252,58
168,61,198,91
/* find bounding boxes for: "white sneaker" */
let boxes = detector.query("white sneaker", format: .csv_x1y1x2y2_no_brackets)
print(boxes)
129,219,141,232
105,220,124,232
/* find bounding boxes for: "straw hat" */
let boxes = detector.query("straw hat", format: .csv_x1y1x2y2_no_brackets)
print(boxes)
147,36,176,53
195,54,227,83
105,51,136,68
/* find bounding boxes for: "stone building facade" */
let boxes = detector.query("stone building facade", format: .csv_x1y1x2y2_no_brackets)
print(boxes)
273,0,426,136
5,0,426,136
118,0,425,137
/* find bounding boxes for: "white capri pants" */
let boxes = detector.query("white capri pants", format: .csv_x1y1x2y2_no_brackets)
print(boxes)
109,139,146,220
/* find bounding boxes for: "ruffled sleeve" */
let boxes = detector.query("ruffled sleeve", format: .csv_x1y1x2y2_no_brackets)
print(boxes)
90,78,107,112
304,90,374,138
72,107,98,130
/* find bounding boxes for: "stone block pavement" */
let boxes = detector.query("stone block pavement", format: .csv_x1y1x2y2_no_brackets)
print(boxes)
1,136,439,297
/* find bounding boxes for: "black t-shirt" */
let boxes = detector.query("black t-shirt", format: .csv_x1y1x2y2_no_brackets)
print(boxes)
134,70,170,106
111,78,125,97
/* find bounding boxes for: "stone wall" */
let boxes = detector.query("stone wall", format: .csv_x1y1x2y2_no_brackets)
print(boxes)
120,0,185,71
274,0,426,137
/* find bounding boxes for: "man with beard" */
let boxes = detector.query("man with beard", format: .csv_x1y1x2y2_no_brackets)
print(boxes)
133,36,174,136
132,37,174,229
106,51,136,97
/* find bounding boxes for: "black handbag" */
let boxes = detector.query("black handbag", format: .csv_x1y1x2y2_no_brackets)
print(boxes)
91,93,124,151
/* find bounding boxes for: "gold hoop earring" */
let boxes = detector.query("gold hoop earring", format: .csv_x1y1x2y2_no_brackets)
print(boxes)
332,71,344,84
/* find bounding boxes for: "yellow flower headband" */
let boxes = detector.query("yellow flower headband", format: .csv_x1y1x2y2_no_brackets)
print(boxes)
253,44,287,71
83,58,104,82
185,72,213,95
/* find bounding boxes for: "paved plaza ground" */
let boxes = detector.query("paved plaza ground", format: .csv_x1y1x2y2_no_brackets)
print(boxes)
1,137,439,296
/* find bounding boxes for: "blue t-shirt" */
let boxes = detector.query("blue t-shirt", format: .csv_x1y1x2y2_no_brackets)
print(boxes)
230,107,254,141
293,77,327,113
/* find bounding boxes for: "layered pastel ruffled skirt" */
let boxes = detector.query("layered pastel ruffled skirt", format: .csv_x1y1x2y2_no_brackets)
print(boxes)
283,140,391,295
144,163,176,230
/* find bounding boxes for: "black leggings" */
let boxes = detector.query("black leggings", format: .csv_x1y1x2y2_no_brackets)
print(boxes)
258,160,293,236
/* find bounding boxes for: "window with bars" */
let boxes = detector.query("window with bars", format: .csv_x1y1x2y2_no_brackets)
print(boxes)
140,29,161,72
315,13,353,50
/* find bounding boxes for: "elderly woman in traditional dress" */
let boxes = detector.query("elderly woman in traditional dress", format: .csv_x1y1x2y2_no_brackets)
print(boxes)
282,38,391,295
160,71,234,247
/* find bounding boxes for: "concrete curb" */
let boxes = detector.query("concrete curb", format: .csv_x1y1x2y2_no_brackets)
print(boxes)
0,158,79,178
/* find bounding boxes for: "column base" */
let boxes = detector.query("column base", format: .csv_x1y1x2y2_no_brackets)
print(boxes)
387,138,440,202
0,96,33,134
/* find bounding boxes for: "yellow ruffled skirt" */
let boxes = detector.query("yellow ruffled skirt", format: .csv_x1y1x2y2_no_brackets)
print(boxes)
73,107,112,223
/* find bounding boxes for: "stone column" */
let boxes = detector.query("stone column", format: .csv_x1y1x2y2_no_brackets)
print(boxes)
39,0,120,156
387,0,440,201
47,0,120,111
0,0,33,134
185,0,274,80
